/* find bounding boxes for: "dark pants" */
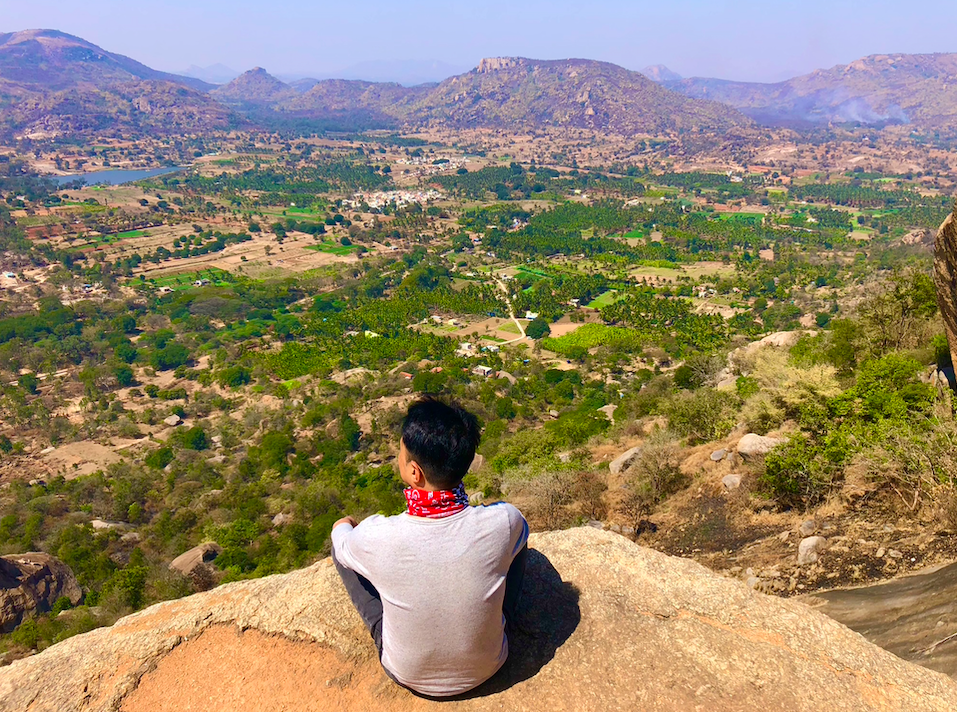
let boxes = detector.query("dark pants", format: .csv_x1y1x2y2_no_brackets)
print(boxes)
332,544,529,662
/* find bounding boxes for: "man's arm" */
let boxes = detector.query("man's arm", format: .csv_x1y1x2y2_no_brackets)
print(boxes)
330,514,379,578
507,504,529,558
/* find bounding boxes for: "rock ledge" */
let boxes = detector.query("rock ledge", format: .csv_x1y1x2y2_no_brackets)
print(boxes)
2,528,957,711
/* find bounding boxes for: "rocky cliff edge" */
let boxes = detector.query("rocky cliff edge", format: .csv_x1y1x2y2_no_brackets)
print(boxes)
936,208,957,370
2,528,957,712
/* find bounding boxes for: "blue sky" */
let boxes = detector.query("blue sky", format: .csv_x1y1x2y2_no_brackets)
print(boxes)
4,0,957,82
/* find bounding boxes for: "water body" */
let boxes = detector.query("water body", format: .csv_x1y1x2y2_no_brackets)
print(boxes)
50,166,185,187
805,561,957,678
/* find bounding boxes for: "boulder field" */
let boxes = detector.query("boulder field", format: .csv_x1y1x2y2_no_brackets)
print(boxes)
2,528,957,712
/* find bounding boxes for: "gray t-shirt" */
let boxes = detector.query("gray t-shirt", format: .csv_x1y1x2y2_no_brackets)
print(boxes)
331,503,529,696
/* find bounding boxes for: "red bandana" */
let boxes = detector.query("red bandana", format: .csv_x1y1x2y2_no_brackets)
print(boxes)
404,483,469,518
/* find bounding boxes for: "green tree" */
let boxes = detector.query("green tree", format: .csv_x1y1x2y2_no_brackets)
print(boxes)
178,427,208,451
18,373,39,394
526,317,551,339
114,365,134,387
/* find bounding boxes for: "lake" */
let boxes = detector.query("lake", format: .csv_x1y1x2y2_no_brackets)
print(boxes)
50,166,186,187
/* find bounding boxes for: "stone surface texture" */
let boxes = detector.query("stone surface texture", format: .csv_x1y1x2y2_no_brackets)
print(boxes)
2,528,957,711
736,433,784,458
721,474,743,491
608,446,642,474
168,542,222,577
0,553,82,633
936,209,957,370
798,536,829,565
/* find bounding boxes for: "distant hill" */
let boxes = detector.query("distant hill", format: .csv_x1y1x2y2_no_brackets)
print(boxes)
216,57,747,135
641,65,682,82
13,30,957,137
401,57,748,133
0,29,212,91
0,29,235,138
211,68,297,106
664,53,957,127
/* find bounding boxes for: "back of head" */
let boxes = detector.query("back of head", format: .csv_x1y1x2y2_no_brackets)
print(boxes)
401,397,481,489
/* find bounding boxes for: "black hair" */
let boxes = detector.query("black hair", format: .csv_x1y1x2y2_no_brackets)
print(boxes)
401,396,481,489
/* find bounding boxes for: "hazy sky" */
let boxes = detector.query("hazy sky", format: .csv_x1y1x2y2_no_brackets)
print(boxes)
4,0,957,82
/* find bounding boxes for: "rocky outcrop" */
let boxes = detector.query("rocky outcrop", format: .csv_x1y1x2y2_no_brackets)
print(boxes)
936,209,957,370
2,528,957,711
736,433,784,458
608,445,642,474
168,543,222,583
0,553,82,632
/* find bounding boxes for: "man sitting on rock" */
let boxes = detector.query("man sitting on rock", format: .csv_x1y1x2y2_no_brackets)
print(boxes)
332,396,529,697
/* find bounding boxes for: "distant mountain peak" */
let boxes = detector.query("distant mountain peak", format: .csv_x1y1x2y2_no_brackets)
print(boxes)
212,67,293,105
641,65,682,82
476,57,525,73
0,28,228,139
666,51,957,128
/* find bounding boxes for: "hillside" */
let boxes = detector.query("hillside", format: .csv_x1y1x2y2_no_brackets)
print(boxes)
641,64,682,82
665,53,957,127
215,57,750,134
0,29,212,91
0,29,235,138
403,57,750,134
2,528,956,712
210,67,297,106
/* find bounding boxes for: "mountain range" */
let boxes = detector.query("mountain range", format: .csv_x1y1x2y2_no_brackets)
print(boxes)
212,57,748,135
662,53,957,128
0,30,234,138
1,29,956,140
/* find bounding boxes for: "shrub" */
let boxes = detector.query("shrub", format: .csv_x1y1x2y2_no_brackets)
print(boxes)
545,408,610,447
412,370,447,393
218,365,251,388
570,471,608,520
517,470,576,530
114,365,134,387
760,435,831,510
628,432,687,507
933,334,953,370
741,393,785,435
18,373,39,394
145,447,174,469
11,618,39,649
672,364,696,390
104,565,148,610
177,427,208,451
150,343,190,371
662,389,737,443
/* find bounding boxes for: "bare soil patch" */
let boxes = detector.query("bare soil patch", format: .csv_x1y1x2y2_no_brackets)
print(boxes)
41,440,124,479
120,626,397,712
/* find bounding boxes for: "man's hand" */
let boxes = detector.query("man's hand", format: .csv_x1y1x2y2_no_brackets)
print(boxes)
333,516,358,529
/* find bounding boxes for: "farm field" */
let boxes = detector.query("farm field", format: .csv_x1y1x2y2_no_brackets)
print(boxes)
587,290,621,309
541,323,644,356
305,242,359,256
